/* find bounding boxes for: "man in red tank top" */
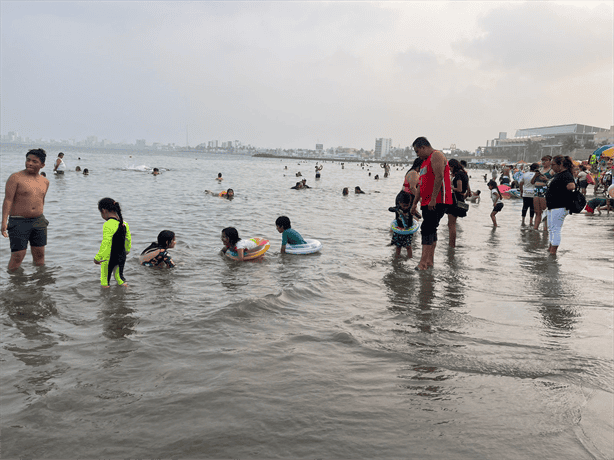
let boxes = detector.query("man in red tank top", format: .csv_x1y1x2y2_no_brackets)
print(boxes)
410,137,453,270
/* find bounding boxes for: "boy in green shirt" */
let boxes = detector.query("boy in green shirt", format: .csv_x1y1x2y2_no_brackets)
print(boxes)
275,216,306,253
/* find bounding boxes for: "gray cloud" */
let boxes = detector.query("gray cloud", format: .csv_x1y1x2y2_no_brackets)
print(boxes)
454,2,611,76
1,2,612,150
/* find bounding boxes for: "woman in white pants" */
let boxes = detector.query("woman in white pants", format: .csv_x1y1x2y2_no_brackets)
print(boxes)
545,156,576,255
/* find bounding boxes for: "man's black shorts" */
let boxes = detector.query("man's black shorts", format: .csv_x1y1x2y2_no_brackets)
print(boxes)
8,215,48,252
420,204,448,245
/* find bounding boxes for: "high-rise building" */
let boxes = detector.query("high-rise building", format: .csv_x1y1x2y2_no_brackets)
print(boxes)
374,138,391,159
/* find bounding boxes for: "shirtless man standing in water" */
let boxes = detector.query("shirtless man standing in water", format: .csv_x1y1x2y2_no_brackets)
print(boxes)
2,149,50,270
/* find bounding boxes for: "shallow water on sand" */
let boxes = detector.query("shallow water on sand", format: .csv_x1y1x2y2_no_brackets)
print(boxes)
1,150,612,458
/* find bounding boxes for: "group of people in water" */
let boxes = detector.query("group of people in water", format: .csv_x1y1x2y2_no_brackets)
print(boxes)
3,141,612,279
387,139,610,263
387,140,471,266
92,196,309,285
36,152,90,178
492,155,614,225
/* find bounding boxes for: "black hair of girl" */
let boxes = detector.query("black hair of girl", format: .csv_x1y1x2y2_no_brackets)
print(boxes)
98,198,123,225
530,163,539,171
397,191,412,205
487,180,502,200
98,197,126,240
141,230,175,255
157,230,175,248
222,227,240,247
410,157,423,172
448,158,465,174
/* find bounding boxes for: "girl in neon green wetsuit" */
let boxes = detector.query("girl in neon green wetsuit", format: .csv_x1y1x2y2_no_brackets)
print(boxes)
94,198,131,287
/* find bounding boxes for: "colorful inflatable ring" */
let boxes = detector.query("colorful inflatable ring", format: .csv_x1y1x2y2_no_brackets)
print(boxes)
390,219,420,235
285,238,322,255
226,237,270,261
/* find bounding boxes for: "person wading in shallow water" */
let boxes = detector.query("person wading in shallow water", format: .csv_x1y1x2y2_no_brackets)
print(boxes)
53,152,66,174
446,159,469,248
2,149,50,271
410,137,453,270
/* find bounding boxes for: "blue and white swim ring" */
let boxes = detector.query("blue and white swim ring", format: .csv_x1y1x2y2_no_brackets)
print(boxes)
390,219,420,235
285,238,323,255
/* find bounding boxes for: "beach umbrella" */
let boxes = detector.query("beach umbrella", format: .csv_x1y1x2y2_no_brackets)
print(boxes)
600,146,614,158
591,144,614,158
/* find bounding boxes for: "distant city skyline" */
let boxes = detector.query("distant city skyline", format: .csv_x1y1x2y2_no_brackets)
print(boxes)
0,129,394,154
2,123,610,155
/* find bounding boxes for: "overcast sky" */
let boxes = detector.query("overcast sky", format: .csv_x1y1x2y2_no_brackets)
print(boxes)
1,1,612,151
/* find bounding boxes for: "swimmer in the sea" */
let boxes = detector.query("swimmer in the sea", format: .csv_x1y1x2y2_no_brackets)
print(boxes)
152,168,160,176
216,173,223,182
342,187,349,195
83,169,89,175
139,230,176,268
205,188,234,199
291,182,303,190
355,186,365,194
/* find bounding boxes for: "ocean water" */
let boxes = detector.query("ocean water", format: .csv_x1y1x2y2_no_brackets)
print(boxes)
1,149,612,459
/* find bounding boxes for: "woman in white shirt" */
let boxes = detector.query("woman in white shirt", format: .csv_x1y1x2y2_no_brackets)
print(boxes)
519,163,538,226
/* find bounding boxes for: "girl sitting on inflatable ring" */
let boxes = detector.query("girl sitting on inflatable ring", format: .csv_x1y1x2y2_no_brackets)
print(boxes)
221,227,256,261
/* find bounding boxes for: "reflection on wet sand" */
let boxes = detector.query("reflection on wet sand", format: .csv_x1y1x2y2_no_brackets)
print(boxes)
1,268,66,402
99,289,139,340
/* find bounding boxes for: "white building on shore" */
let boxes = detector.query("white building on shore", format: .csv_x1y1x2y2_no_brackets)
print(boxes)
374,138,391,159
